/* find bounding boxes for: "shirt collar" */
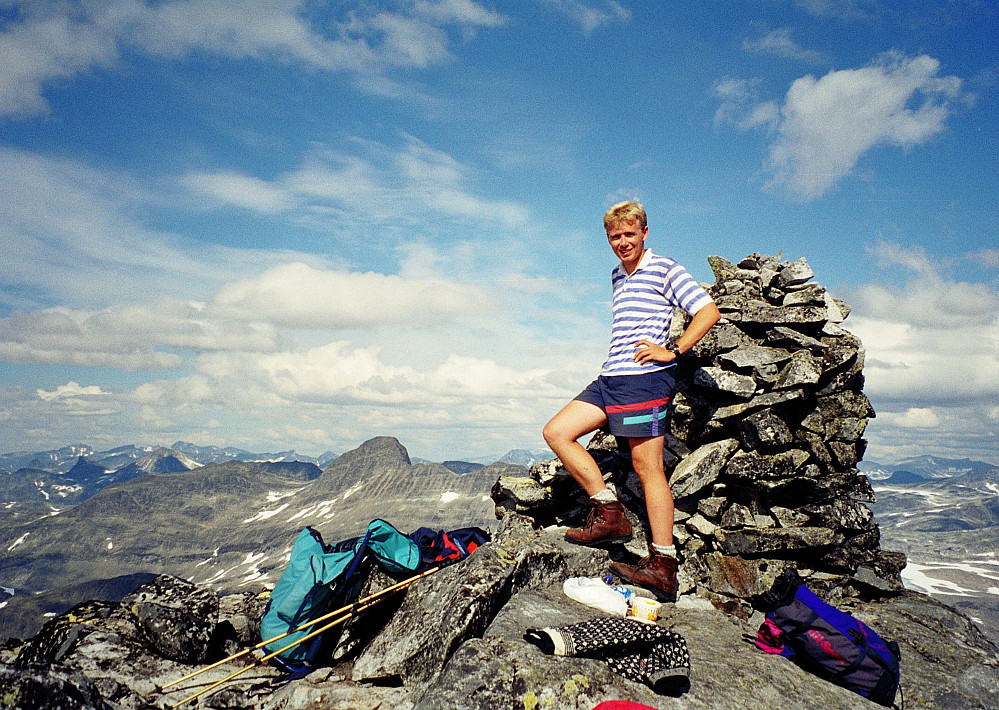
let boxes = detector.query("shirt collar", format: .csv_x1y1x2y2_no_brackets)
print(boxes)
618,248,654,277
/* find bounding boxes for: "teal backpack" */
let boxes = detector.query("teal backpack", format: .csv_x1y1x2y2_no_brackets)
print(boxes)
259,520,420,674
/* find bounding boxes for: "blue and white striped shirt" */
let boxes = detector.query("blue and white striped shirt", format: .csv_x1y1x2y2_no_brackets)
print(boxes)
600,250,714,377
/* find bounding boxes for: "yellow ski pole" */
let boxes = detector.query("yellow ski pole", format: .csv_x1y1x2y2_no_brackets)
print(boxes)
160,566,438,691
166,566,439,706
169,592,391,708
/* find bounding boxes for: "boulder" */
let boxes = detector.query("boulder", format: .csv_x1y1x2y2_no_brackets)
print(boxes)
0,663,111,710
668,438,739,500
717,345,793,370
693,367,756,398
351,514,604,686
778,257,815,287
122,574,218,663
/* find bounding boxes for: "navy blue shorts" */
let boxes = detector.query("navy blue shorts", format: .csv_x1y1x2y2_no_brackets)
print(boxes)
574,368,677,438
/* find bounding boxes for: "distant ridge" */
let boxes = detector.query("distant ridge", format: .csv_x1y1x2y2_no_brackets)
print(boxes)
884,469,929,485
860,455,995,482
441,460,484,474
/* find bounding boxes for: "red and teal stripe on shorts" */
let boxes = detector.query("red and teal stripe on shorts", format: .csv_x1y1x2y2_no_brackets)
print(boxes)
606,397,671,435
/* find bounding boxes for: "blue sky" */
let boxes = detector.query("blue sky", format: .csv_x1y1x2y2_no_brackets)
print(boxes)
0,0,996,464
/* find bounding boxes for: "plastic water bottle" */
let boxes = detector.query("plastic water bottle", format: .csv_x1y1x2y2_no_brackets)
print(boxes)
603,575,633,601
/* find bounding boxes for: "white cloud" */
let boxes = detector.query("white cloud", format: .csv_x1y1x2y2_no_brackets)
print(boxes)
182,136,529,228
845,242,999,463
179,341,568,407
970,248,999,269
742,28,826,63
793,0,879,21
716,53,967,200
712,78,779,130
0,0,508,117
0,7,119,116
32,381,121,418
209,262,490,329
767,53,965,200
541,0,630,35
86,334,583,459
0,260,497,370
0,300,276,371
0,146,319,311
180,171,293,214
882,408,940,429
36,382,109,402
414,0,506,27
1,136,524,317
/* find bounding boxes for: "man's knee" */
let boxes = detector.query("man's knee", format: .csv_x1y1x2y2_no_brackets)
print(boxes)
629,446,666,480
632,461,666,483
542,420,568,448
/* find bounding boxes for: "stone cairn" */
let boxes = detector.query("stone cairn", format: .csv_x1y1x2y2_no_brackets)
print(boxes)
493,252,906,613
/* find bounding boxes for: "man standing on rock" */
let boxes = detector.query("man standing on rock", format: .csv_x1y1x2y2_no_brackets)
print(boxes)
543,200,720,601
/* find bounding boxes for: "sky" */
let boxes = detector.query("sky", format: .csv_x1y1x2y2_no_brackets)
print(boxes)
0,0,996,465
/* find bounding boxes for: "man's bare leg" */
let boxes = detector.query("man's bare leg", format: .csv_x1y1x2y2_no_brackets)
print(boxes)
542,399,609,496
609,434,679,601
628,435,674,546
544,400,633,545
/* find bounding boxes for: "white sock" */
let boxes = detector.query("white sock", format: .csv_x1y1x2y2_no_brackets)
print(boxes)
590,489,617,504
651,543,676,558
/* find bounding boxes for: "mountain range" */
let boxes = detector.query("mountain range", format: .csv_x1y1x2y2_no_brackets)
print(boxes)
3,440,996,646
0,441,338,476
866,458,999,644
0,437,527,641
859,454,995,481
0,440,548,519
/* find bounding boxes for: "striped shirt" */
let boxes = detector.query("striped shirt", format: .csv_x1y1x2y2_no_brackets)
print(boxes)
600,250,714,377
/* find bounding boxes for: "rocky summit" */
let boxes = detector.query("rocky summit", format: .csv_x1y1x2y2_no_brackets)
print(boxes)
3,253,999,709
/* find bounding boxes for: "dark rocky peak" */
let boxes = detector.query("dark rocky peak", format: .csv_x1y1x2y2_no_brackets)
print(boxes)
312,436,412,495
66,456,108,485
441,460,484,474
253,460,322,482
884,469,929,485
0,443,94,474
133,447,201,473
101,447,200,490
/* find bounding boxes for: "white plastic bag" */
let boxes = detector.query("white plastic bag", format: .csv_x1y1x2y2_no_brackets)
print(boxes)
562,576,628,617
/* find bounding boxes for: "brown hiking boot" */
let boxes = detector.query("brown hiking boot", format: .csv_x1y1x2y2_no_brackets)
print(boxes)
609,547,679,602
564,500,633,546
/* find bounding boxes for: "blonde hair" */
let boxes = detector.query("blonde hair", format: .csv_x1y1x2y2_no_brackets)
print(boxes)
603,200,647,231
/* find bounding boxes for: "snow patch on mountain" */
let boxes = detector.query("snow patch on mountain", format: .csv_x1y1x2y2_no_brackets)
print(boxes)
196,548,220,567
244,503,290,523
342,481,364,499
267,489,302,503
287,498,339,523
6,532,29,552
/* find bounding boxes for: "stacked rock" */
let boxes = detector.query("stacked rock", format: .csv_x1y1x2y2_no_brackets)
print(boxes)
492,253,905,610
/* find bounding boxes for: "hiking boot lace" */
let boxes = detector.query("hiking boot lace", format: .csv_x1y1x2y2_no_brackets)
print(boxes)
582,505,603,531
634,553,654,572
